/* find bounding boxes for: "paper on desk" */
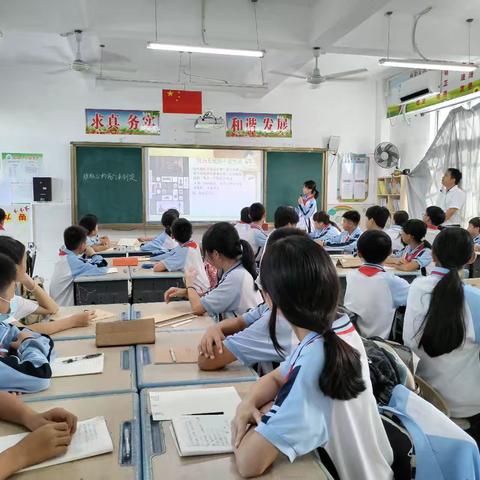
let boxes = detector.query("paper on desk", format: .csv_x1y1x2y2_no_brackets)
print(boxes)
149,386,242,421
51,353,104,378
50,308,115,322
0,417,113,472
154,346,198,364
117,238,139,247
107,267,118,274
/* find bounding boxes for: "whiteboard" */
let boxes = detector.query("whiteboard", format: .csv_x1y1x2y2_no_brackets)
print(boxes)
0,204,33,245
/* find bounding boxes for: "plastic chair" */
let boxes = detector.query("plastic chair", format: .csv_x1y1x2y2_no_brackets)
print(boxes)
414,375,450,417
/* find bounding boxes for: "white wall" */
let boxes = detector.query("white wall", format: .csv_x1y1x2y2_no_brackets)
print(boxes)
0,70,377,281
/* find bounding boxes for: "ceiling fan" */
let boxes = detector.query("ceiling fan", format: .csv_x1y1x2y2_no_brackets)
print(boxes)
270,47,368,87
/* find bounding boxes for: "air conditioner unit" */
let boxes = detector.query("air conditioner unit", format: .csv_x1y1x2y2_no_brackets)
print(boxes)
388,70,441,106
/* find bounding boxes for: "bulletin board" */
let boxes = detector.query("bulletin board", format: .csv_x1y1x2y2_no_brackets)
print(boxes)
337,153,370,202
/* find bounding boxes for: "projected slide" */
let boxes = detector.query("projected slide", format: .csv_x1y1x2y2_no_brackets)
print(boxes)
146,148,263,222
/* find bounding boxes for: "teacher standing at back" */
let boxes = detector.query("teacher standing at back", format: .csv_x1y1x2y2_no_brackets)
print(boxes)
437,168,466,227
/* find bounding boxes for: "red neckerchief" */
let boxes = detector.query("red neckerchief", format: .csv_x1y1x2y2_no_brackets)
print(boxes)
0,225,4,231
358,264,385,277
302,194,315,206
250,224,262,231
58,248,67,256
183,241,198,249
427,224,440,230
431,268,447,277
405,244,425,262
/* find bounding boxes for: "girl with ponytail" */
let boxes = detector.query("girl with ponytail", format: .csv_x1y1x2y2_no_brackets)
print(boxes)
164,222,262,320
310,211,341,241
232,236,394,479
403,227,480,443
296,180,319,233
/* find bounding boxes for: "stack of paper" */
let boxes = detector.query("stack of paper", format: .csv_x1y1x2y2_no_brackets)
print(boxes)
0,417,113,472
171,415,233,457
106,267,119,274
51,353,104,378
149,386,241,421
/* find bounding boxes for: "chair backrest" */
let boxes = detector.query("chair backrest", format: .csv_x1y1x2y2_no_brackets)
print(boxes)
414,375,450,417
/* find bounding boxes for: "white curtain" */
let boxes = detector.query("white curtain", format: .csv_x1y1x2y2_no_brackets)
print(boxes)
406,104,480,225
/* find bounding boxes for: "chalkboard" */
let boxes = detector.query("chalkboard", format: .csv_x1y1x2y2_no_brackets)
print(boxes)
74,146,143,224
265,151,324,222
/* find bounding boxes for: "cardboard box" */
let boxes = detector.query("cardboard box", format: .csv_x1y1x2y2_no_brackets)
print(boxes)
95,318,155,347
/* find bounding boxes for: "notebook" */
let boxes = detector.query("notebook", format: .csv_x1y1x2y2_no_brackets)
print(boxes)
154,346,198,364
0,417,113,472
149,302,196,324
51,353,104,378
149,386,242,421
117,238,139,247
107,268,119,274
337,257,362,268
51,308,115,322
170,415,233,457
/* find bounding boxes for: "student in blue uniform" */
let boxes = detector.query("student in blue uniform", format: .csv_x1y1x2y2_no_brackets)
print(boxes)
235,206,253,242
344,230,410,339
273,206,298,229
248,202,268,264
386,219,432,272
164,222,262,319
365,205,390,231
386,210,409,252
0,254,54,394
78,214,111,253
309,211,340,242
197,228,307,372
319,210,362,253
231,236,393,479
296,180,318,233
139,208,179,254
0,391,77,478
403,228,480,444
467,217,480,252
50,226,108,306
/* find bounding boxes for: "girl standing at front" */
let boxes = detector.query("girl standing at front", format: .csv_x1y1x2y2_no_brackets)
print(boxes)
403,228,480,444
296,180,318,233
232,236,393,479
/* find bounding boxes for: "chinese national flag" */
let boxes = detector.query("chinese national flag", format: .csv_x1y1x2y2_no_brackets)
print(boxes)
162,89,202,114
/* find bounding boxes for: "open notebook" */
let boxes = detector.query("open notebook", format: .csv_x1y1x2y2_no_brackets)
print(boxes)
0,417,113,472
171,415,233,457
51,353,104,378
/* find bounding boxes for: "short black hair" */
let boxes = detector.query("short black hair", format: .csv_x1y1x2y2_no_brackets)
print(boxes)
403,219,427,243
78,214,98,235
0,236,26,265
0,208,5,223
342,210,360,225
426,206,446,227
366,205,390,229
249,202,266,222
64,225,88,251
393,210,409,226
171,218,192,244
469,217,480,229
274,206,299,229
0,253,17,294
240,207,251,224
357,230,392,264
447,168,462,185
161,209,180,236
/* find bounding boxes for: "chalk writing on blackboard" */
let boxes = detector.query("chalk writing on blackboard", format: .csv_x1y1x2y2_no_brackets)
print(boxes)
82,173,139,182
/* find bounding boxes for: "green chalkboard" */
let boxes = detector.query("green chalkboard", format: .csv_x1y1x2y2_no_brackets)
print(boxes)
74,146,143,224
265,151,324,222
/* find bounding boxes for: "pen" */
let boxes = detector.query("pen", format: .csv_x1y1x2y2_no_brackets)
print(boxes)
61,353,103,364
169,348,177,363
123,422,131,462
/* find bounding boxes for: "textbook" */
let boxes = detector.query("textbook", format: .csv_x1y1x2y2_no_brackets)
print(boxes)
117,238,139,247
149,386,241,421
150,301,195,324
337,256,362,268
51,353,104,378
0,417,113,472
170,415,233,457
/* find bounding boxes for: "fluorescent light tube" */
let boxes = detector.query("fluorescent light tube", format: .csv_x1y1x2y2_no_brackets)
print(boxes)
379,58,477,73
147,42,264,58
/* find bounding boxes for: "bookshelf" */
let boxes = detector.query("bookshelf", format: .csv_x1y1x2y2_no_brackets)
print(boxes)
377,175,408,213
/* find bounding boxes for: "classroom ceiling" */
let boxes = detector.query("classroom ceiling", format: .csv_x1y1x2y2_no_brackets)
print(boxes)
0,0,479,95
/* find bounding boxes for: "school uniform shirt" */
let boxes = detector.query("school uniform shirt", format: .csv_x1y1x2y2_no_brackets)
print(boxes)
296,194,317,232
223,303,296,368
385,225,404,252
309,224,341,242
249,224,268,264
403,267,480,418
473,234,480,246
200,262,262,319
234,222,254,244
256,315,394,480
86,234,101,247
0,296,38,325
437,185,466,226
424,225,441,246
0,322,53,393
140,231,177,254
393,244,432,270
344,263,410,339
49,247,108,306
324,226,363,254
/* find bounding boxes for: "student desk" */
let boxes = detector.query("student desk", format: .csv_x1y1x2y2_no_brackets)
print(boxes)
140,383,329,480
136,331,258,388
24,339,136,402
74,261,130,305
0,393,141,480
131,302,215,331
97,246,128,258
49,303,130,341
130,262,184,304
465,277,480,288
